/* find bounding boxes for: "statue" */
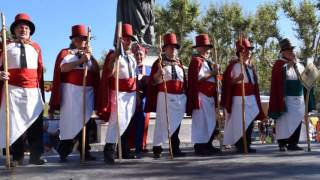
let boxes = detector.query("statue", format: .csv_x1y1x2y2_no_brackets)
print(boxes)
116,0,155,46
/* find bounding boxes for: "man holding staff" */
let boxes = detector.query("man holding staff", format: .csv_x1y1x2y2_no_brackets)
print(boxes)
145,33,186,158
98,23,137,164
49,24,99,162
187,34,220,156
268,38,306,152
0,13,46,165
221,38,265,153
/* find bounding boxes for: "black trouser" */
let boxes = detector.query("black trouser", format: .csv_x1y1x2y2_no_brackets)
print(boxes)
57,121,92,158
235,121,254,151
153,125,181,154
119,125,131,156
194,127,217,151
11,113,44,161
278,123,302,148
104,125,132,157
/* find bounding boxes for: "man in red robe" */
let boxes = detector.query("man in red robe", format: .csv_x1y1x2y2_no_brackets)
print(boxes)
145,33,186,158
187,34,220,155
268,38,306,151
221,38,265,153
98,24,137,164
49,24,100,162
0,13,46,166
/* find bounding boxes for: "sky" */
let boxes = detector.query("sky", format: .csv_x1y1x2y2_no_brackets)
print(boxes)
0,0,306,83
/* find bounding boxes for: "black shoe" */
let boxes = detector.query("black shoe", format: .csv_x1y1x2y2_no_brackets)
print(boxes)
85,153,96,161
104,152,115,165
173,150,186,157
59,157,68,163
287,145,303,151
29,158,47,165
207,145,221,153
195,148,213,156
279,145,287,152
153,153,161,159
248,148,256,153
123,153,136,159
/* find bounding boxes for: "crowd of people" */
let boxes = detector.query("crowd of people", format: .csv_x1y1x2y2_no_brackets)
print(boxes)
0,13,315,167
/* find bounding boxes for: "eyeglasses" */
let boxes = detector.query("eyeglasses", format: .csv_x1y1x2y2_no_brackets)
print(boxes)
74,37,87,41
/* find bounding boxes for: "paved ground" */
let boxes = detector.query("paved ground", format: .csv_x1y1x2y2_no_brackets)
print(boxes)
1,143,320,180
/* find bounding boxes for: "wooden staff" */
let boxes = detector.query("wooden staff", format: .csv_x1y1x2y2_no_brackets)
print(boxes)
304,89,311,152
81,27,91,162
1,13,11,169
158,35,173,159
212,37,223,151
238,34,248,154
115,22,123,160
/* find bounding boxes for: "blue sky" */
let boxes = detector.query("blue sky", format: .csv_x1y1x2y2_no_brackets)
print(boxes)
0,0,304,82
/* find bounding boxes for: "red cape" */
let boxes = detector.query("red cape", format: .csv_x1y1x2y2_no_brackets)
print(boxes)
145,58,187,113
97,50,115,121
268,60,286,119
49,48,100,112
0,41,45,106
220,60,265,120
186,56,217,116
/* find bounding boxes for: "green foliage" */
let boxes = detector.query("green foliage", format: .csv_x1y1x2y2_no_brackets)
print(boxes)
154,0,200,65
281,0,319,61
145,0,320,99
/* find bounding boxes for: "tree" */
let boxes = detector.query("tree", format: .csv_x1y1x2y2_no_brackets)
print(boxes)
251,3,281,94
154,0,200,65
281,0,320,61
196,2,254,68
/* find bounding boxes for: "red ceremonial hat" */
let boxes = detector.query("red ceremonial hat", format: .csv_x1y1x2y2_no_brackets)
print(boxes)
122,23,134,39
162,33,180,49
10,13,35,35
70,24,87,39
236,38,254,51
193,34,213,48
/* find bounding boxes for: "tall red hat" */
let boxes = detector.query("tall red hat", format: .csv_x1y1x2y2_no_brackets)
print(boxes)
10,13,35,35
122,23,134,39
69,24,87,39
236,38,254,51
193,34,213,48
162,33,180,49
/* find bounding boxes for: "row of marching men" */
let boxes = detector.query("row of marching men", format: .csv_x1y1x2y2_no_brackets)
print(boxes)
0,13,309,166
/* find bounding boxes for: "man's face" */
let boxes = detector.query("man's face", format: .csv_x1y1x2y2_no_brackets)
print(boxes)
14,23,31,40
122,36,132,50
164,44,178,59
196,46,211,59
242,48,252,60
282,49,296,61
135,51,145,65
72,36,86,49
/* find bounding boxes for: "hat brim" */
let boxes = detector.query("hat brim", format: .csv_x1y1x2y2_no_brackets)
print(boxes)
122,35,136,41
10,20,35,36
162,44,180,50
280,46,295,52
69,35,88,40
192,44,213,48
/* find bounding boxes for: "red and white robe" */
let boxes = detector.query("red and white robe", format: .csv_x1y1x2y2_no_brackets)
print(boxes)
0,41,44,148
268,60,305,140
145,58,187,146
221,61,265,145
98,50,137,143
187,56,217,143
49,49,100,140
